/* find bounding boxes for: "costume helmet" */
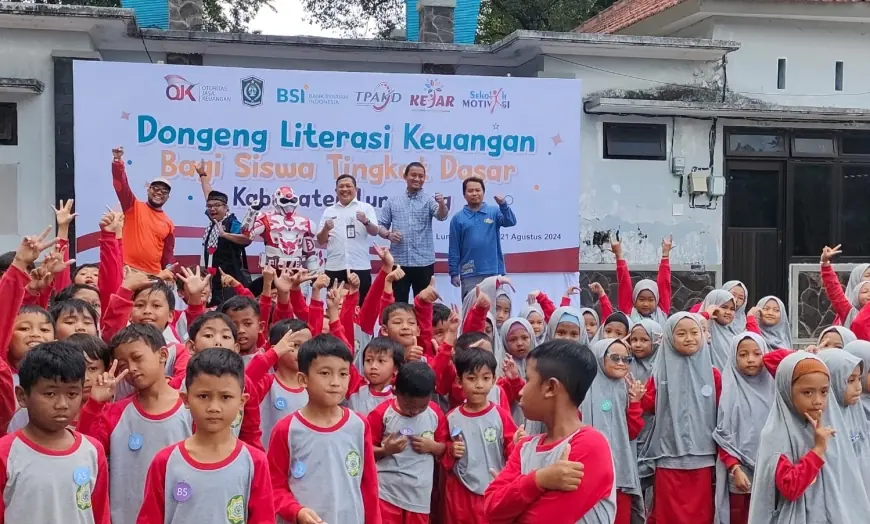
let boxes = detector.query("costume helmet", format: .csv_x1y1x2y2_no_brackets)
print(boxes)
273,186,299,215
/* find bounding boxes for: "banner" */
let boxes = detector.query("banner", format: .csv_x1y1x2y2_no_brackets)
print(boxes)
73,61,581,278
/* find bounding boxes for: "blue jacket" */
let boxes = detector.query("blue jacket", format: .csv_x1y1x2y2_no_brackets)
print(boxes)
448,202,517,278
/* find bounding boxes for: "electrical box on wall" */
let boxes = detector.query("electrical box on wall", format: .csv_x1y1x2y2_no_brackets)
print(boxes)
671,157,685,176
708,176,726,197
688,172,708,195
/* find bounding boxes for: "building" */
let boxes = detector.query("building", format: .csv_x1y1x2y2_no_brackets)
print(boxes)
579,0,870,343
2,0,863,342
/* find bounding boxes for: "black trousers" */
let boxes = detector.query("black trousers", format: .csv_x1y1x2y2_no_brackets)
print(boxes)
392,264,435,304
326,269,373,306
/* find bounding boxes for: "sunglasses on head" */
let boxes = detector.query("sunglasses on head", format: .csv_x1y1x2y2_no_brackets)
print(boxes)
608,354,634,364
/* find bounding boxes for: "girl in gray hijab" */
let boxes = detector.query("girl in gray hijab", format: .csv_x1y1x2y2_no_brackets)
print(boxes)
612,237,674,326
816,325,857,350
642,312,719,524
747,352,870,523
755,296,793,350
713,332,774,524
628,319,662,522
701,289,743,371
581,339,646,524
817,349,870,500
546,306,588,345
722,280,750,331
820,253,870,326
500,317,542,435
843,340,870,423
591,311,631,345
519,303,547,346
579,307,601,342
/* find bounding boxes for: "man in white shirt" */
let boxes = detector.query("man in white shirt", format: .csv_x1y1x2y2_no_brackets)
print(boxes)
317,174,380,303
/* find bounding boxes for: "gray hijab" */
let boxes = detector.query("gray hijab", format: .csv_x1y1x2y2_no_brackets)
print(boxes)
546,306,588,345
819,326,857,348
756,296,792,350
722,280,749,330
592,311,631,345
817,349,870,500
846,264,870,299
713,332,774,524
519,303,546,346
579,307,600,342
844,280,870,328
748,352,870,524
630,319,662,480
500,317,542,434
581,339,641,495
701,289,741,371
487,312,505,374
843,340,870,423
630,279,668,326
460,275,507,333
644,312,717,469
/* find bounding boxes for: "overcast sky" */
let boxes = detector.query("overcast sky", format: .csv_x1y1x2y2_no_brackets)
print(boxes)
250,0,342,37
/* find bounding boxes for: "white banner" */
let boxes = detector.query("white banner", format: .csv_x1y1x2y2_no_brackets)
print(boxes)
73,62,581,282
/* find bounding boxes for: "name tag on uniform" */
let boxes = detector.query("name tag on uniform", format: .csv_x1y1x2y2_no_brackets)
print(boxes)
346,224,356,239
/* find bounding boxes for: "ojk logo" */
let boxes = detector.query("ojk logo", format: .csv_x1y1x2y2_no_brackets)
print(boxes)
242,76,264,107
164,75,197,101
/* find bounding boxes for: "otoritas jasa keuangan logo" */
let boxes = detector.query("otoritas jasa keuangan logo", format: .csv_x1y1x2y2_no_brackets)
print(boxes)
409,79,454,111
164,75,230,103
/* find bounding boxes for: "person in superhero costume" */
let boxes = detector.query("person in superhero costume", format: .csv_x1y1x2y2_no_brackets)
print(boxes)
241,186,319,271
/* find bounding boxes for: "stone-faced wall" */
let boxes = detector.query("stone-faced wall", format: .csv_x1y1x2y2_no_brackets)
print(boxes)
168,0,202,31
577,270,716,317
419,5,455,44
794,265,845,342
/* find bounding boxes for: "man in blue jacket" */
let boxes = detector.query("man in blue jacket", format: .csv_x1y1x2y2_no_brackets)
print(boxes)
448,177,518,298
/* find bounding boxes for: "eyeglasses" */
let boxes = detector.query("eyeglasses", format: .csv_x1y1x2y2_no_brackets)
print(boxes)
608,354,634,364
205,203,226,210
150,186,170,196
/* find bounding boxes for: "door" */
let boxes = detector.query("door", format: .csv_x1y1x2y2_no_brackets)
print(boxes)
723,161,786,305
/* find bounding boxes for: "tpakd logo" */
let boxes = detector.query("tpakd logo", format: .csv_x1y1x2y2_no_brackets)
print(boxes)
164,75,197,101
356,82,401,112
241,76,264,107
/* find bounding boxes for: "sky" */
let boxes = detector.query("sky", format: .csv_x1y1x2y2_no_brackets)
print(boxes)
250,0,342,37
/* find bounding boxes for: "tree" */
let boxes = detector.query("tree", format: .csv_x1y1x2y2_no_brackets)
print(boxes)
299,0,616,41
6,0,273,32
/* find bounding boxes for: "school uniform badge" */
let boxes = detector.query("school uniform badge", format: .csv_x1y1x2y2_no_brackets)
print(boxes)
226,494,245,523
483,427,498,443
75,484,92,510
346,450,361,477
421,431,434,440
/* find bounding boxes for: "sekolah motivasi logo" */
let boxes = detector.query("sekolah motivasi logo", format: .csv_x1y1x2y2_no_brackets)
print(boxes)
164,75,230,103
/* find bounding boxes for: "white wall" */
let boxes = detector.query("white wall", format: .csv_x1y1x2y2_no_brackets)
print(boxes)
712,18,870,108
0,28,98,253
541,55,724,268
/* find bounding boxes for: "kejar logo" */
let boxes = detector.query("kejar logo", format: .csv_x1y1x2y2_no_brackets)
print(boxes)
164,75,197,101
462,88,511,113
409,79,454,111
356,82,402,112
241,76,264,107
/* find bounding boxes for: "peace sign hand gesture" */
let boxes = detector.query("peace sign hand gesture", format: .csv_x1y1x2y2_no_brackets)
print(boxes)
90,360,130,403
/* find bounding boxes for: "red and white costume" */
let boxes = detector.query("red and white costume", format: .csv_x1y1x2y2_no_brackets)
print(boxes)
241,186,319,270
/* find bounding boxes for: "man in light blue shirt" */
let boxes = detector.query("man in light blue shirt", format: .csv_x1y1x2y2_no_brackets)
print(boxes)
448,177,517,298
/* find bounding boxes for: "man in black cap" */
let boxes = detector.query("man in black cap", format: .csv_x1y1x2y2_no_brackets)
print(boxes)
197,165,251,305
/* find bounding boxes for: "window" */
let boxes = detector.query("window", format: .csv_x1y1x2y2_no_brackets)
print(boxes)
841,132,870,156
792,136,836,157
603,123,666,160
727,133,787,156
835,61,844,92
0,104,17,146
727,168,779,228
791,164,832,257
840,166,870,256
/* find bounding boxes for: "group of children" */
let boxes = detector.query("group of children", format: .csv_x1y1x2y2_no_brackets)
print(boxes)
2,203,870,524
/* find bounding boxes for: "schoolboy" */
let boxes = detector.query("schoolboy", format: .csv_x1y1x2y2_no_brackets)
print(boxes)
246,318,312,449
369,360,448,524
220,295,266,364
176,311,263,450
0,342,109,523
483,339,616,523
49,298,99,339
347,336,404,415
138,348,274,523
65,333,110,407
77,323,193,524
432,303,451,346
267,334,380,524
444,348,519,523
54,283,102,314
73,263,99,287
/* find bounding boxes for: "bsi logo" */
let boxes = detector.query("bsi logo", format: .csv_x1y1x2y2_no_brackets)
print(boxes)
277,86,306,104
164,75,197,101
356,82,402,112
242,76,264,107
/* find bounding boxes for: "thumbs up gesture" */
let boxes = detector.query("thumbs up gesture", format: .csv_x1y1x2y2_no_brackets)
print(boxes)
451,434,465,459
417,276,440,304
534,444,584,492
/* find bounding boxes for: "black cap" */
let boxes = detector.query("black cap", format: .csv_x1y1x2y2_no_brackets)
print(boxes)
207,191,228,204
